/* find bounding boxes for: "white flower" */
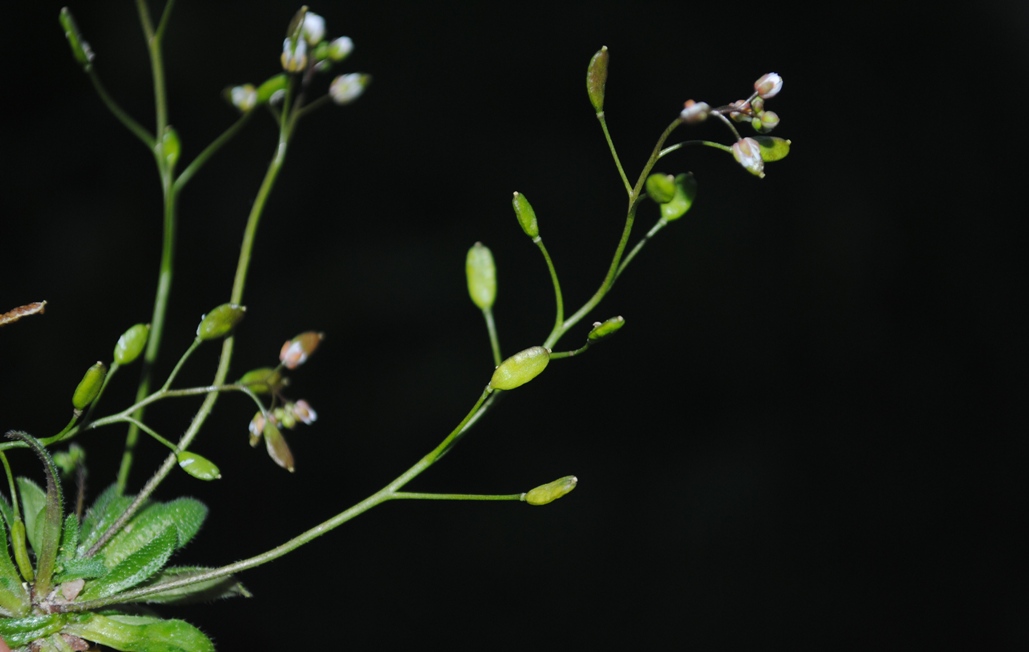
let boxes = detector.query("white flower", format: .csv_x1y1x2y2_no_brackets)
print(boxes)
229,84,257,112
328,36,354,62
302,12,326,45
754,73,783,99
732,137,765,178
329,73,370,105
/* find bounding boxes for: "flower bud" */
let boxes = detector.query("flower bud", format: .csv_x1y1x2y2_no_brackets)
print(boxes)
196,303,246,341
239,367,286,395
302,12,326,45
248,411,266,447
587,316,625,342
227,84,258,112
276,405,296,430
113,323,150,365
71,362,106,411
293,399,318,425
280,331,324,369
754,72,783,99
177,451,222,481
281,37,308,73
466,242,497,311
753,136,791,162
59,7,94,70
159,126,180,169
645,173,677,204
752,110,780,134
679,100,710,124
327,36,354,61
525,475,578,506
586,46,609,113
660,173,698,222
512,191,539,239
750,96,765,114
489,346,550,390
329,73,371,105
732,138,765,178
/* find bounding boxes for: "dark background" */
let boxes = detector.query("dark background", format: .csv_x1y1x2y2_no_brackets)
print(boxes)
1,1,1025,648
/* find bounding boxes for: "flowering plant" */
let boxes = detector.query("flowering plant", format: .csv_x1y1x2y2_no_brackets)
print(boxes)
0,4,788,649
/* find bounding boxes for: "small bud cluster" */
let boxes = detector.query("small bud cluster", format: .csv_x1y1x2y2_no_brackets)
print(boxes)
675,72,786,179
227,10,370,113
240,331,324,472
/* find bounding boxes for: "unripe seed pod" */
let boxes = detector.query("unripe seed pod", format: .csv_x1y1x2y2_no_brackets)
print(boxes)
71,362,106,411
196,303,246,341
489,346,550,390
59,7,94,70
645,173,677,204
257,74,288,104
661,173,698,222
586,46,609,113
466,242,497,311
177,451,222,481
113,323,150,365
263,420,295,472
753,136,791,162
11,519,34,581
159,126,181,169
587,316,625,342
525,475,578,505
239,367,285,395
512,192,539,239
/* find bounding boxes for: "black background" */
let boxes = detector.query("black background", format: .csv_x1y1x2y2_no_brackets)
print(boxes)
1,1,1025,649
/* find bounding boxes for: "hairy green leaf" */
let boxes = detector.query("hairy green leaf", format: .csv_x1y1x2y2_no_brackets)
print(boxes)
16,477,46,554
63,613,215,652
79,527,177,600
99,498,207,569
0,613,67,647
78,485,139,556
137,566,252,605
0,533,30,616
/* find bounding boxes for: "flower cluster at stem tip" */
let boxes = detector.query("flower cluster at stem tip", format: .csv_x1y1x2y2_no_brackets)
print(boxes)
241,331,324,472
228,9,370,112
677,72,785,178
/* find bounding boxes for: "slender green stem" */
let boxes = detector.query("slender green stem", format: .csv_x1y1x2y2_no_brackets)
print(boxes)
535,238,564,338
389,492,524,501
616,218,668,280
174,110,254,192
160,339,202,391
548,343,590,360
86,72,153,148
0,452,19,520
120,417,177,453
659,139,731,159
154,0,176,41
482,308,502,367
68,391,497,611
597,111,631,195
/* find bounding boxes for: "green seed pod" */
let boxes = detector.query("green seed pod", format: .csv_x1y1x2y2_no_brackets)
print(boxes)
489,346,551,390
465,242,497,311
525,475,578,506
113,323,150,365
645,173,677,204
256,73,288,104
512,191,539,239
58,7,94,70
239,367,285,395
660,173,698,222
587,316,625,342
586,46,609,113
159,126,181,169
10,519,34,582
753,136,791,162
263,420,295,472
71,362,107,411
196,303,246,341
177,451,222,481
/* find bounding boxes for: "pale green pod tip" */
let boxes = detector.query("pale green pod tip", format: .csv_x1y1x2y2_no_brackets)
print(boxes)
526,475,578,505
466,242,497,310
239,367,285,395
586,46,609,113
512,192,539,239
256,73,289,104
587,316,625,342
177,451,222,481
196,303,246,341
489,345,550,390
71,361,107,410
645,173,677,204
113,323,150,365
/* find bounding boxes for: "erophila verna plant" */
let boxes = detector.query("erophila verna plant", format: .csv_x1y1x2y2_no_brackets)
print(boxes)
0,3,790,649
